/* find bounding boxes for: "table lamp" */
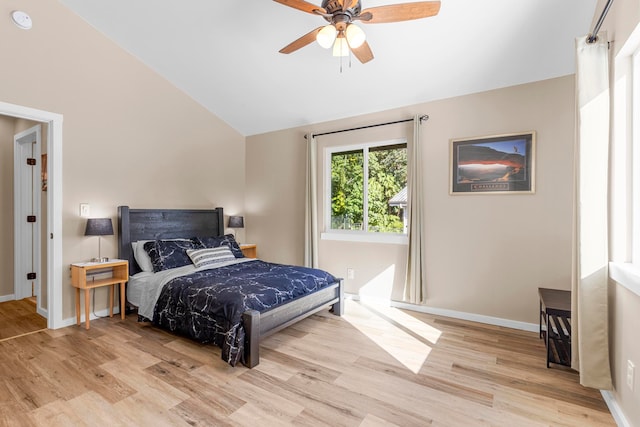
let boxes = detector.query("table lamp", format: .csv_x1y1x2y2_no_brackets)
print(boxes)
85,218,113,262
228,215,244,242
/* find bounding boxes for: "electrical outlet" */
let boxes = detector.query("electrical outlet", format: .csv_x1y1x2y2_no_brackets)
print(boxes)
347,268,355,280
627,360,635,391
80,203,90,218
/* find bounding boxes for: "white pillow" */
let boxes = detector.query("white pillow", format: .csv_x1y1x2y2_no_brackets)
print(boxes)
132,240,154,272
132,238,195,272
187,247,235,268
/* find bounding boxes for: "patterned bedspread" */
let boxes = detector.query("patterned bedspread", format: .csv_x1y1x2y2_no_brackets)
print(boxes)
152,260,337,366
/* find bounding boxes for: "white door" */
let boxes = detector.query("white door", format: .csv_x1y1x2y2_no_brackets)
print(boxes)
13,125,41,302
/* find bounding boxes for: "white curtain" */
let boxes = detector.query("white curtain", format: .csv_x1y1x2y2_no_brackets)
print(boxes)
304,133,319,268
403,115,426,304
571,34,612,389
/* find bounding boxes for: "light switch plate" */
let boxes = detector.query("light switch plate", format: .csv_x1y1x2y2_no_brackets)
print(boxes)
80,203,90,218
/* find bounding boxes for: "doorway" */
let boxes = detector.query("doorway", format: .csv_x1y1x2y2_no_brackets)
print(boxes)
0,101,63,330
13,125,42,305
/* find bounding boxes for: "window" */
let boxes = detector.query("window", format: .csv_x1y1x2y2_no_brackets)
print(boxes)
324,139,407,242
610,28,640,297
633,49,640,268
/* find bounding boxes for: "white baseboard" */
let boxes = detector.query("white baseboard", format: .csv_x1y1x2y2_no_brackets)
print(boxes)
37,306,48,318
345,293,539,332
60,306,121,328
601,390,631,427
0,294,16,303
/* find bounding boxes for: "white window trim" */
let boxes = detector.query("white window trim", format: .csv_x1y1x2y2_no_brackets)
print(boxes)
324,138,407,244
609,262,640,297
321,231,408,245
632,48,640,267
610,23,640,297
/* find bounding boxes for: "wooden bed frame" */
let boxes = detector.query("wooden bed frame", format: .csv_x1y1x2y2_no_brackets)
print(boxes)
117,206,343,368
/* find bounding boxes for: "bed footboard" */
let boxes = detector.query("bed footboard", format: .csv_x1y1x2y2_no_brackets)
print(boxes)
242,280,343,368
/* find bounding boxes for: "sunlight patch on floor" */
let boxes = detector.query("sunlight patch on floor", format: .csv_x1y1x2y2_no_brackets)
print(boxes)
343,299,442,373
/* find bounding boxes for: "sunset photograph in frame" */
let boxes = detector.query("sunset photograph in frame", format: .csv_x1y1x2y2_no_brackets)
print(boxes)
450,132,535,194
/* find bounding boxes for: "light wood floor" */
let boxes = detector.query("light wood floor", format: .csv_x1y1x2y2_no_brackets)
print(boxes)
0,300,614,426
0,299,47,341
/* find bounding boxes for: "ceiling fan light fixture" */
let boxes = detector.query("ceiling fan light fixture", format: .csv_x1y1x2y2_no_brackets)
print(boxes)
345,24,365,48
332,37,350,57
317,25,337,49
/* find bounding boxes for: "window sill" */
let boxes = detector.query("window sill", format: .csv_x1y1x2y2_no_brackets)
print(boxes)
321,232,408,245
609,262,640,297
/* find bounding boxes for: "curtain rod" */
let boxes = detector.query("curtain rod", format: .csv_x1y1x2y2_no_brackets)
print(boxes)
587,0,614,43
306,114,429,139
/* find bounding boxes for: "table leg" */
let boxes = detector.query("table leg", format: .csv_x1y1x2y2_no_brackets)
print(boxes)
75,288,81,326
539,300,542,339
85,289,91,330
545,312,550,368
109,285,114,318
120,282,126,320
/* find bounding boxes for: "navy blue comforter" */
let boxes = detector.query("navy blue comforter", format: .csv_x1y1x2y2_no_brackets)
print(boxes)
152,260,337,366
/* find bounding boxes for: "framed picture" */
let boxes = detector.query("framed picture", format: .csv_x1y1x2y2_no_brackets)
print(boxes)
450,131,535,194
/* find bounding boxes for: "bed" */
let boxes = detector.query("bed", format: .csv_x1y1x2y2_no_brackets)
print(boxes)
117,206,343,368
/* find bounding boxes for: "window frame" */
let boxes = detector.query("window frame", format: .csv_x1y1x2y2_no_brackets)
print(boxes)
610,28,640,297
322,138,409,245
632,49,640,268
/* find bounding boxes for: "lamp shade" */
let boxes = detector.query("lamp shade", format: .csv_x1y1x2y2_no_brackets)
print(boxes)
332,37,349,57
345,24,365,48
228,215,244,228
317,25,337,48
84,218,114,236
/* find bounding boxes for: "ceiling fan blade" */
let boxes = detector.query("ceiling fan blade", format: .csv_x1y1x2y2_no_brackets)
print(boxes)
273,0,326,15
350,40,374,64
342,0,357,11
279,27,324,54
360,1,441,24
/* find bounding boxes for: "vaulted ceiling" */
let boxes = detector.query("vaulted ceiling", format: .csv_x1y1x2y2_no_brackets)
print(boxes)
59,0,597,136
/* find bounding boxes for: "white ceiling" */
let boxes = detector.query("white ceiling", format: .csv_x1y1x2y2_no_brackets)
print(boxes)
58,0,597,136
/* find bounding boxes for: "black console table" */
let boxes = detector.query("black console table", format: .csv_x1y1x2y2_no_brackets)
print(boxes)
538,288,572,368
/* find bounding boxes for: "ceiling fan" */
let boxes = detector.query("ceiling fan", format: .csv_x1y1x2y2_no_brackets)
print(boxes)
274,0,441,64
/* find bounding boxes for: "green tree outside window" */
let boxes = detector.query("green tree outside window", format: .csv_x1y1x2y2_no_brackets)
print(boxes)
330,142,407,233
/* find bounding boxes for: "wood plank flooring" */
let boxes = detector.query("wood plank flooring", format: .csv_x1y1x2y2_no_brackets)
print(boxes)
0,299,47,341
0,300,614,426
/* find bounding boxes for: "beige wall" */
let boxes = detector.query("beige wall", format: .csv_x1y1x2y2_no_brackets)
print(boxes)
609,282,640,425
247,74,575,324
593,0,640,424
0,0,245,319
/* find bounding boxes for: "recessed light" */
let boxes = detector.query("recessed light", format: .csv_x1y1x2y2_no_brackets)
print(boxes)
11,11,32,30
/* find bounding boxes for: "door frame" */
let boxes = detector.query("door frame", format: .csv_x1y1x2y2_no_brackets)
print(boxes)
0,101,63,329
13,124,42,303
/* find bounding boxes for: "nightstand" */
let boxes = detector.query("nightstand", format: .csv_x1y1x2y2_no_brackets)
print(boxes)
240,244,257,258
71,259,128,330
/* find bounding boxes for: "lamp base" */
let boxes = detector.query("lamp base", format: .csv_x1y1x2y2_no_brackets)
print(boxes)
91,257,110,263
